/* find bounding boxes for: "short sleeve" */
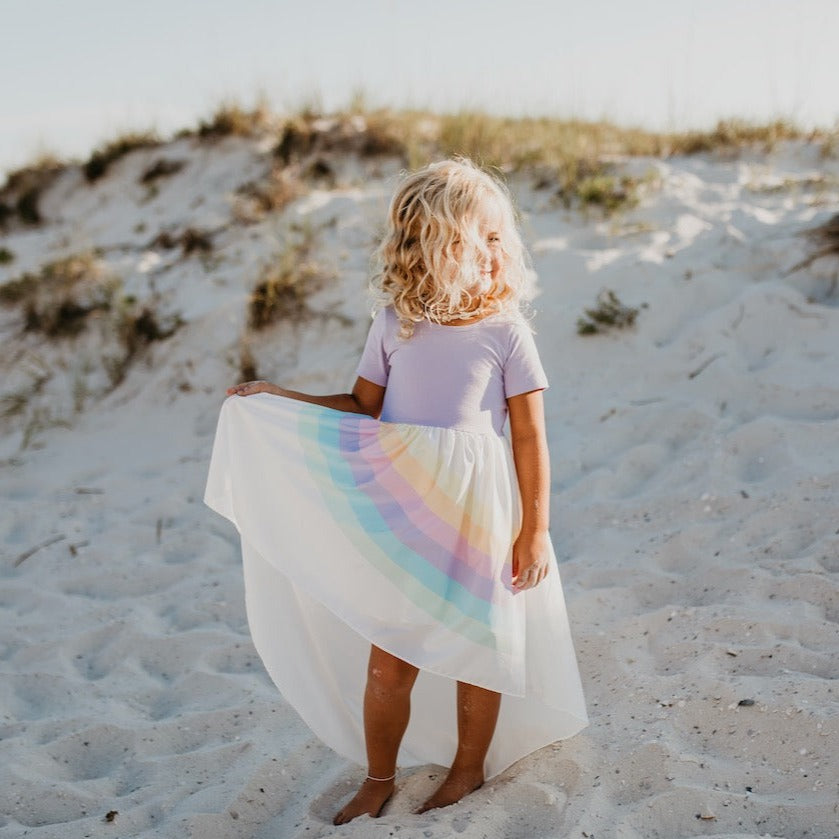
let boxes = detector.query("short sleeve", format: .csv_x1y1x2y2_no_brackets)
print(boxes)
355,308,390,386
504,322,549,398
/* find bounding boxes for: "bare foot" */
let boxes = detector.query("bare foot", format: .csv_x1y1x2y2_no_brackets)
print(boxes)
415,767,484,813
333,777,395,825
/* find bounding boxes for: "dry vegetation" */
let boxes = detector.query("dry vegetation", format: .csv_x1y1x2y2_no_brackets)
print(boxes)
0,251,108,323
150,226,215,256
5,99,830,227
0,153,66,227
812,212,839,257
0,251,181,356
191,97,278,139
238,107,830,215
247,222,332,330
673,118,808,154
239,220,350,380
785,212,839,300
577,289,646,335
820,133,839,160
0,251,184,447
140,157,187,184
83,130,162,181
232,168,306,222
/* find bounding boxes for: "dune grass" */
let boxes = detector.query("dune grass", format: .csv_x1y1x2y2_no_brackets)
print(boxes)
785,212,839,300
0,251,111,335
83,130,162,182
577,289,645,335
0,251,182,379
247,222,329,329
5,97,832,212
0,152,66,226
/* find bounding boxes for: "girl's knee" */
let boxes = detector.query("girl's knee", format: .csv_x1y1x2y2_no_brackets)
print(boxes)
368,647,418,692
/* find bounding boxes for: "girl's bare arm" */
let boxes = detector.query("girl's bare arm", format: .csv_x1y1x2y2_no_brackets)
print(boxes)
226,376,386,418
507,389,551,590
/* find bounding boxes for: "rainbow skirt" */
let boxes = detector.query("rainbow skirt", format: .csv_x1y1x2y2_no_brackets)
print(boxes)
204,393,587,778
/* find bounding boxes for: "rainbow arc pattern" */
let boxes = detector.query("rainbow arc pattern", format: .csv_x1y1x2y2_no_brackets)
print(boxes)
296,405,514,650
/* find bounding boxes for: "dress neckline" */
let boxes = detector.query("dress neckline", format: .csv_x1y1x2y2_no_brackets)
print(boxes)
425,312,500,329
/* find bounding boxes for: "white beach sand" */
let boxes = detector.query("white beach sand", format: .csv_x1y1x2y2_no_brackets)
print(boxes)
1,132,837,838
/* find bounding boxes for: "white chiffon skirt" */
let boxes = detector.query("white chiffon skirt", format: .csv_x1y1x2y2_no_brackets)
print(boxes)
203,392,588,778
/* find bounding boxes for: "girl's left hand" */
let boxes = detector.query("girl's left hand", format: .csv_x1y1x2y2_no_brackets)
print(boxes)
226,380,282,397
511,530,550,591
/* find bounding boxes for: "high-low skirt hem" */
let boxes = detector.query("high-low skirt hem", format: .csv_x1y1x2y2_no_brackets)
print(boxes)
204,393,588,778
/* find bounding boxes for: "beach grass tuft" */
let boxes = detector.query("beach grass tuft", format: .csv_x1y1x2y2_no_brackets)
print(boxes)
577,289,644,335
83,131,162,182
0,153,66,226
194,96,277,139
0,250,183,388
247,223,328,330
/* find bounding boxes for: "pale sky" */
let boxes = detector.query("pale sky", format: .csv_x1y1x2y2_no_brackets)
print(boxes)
2,0,837,177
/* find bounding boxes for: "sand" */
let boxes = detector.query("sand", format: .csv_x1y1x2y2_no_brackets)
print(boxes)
1,133,837,838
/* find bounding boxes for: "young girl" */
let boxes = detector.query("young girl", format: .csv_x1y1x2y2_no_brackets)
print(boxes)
204,158,587,824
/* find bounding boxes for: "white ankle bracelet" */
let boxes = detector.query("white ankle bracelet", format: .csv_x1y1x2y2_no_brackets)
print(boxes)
366,772,396,782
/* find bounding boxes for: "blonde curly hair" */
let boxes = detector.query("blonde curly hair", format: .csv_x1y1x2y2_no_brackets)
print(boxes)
370,157,535,338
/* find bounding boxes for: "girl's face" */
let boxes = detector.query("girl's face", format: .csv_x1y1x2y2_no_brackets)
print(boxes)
450,196,505,293
476,198,504,289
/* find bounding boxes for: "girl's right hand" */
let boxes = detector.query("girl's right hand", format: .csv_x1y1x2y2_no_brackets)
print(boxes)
226,380,282,397
511,530,550,591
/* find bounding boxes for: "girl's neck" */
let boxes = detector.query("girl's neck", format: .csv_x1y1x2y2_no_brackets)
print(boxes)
445,313,487,326
426,303,504,327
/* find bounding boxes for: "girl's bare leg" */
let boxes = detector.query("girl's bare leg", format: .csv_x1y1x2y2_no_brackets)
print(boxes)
416,681,501,813
333,645,419,825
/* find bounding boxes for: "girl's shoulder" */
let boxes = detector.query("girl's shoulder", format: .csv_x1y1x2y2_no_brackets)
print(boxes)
372,304,399,323
373,304,399,336
365,304,397,332
480,308,536,337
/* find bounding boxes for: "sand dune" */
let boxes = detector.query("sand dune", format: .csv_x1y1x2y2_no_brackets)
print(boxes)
1,134,837,838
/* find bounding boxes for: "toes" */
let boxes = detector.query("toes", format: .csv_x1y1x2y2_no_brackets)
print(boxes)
332,784,393,824
417,773,484,813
